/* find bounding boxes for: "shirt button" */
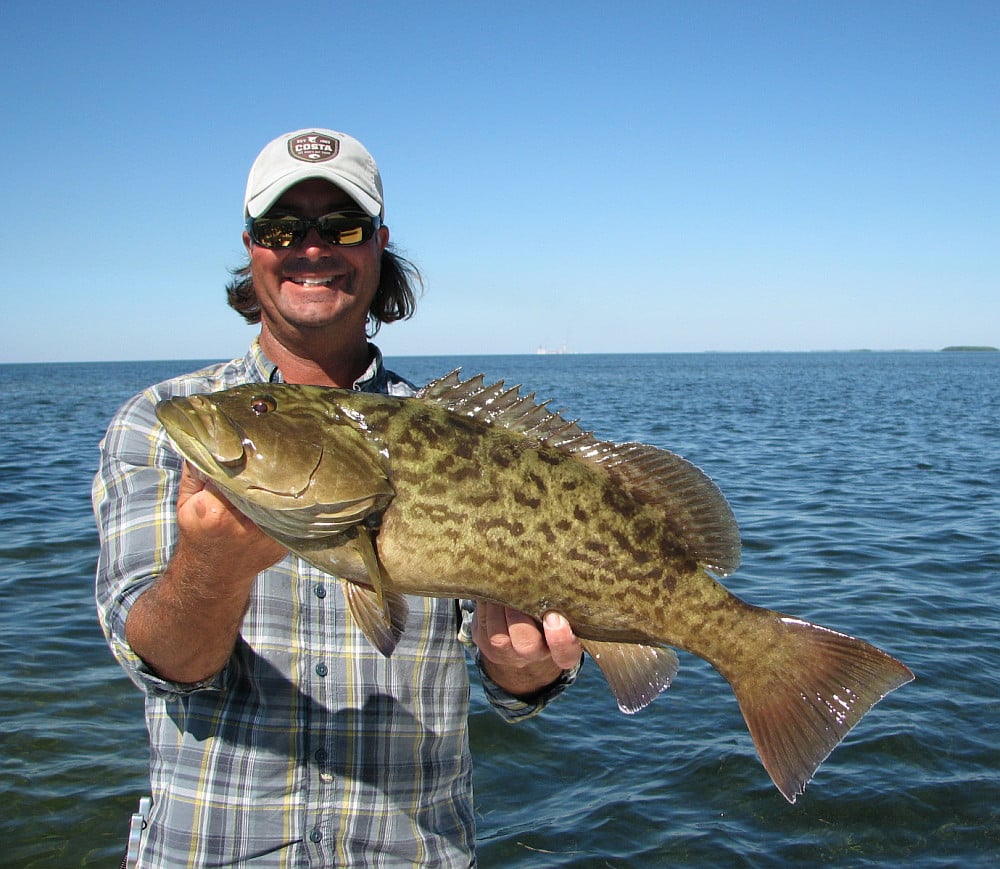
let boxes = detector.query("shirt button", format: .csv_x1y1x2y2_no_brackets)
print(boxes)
315,662,328,677
314,584,327,599
309,828,323,843
315,748,328,763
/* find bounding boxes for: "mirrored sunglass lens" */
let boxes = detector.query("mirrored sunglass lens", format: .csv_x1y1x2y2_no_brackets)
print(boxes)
336,225,366,245
252,217,301,248
317,215,371,246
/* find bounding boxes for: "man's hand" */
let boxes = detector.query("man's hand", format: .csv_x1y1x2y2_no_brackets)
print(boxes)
472,601,583,699
125,462,287,684
175,462,287,582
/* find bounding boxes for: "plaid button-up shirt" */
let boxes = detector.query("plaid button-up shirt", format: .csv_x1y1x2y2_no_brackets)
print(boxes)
94,340,572,867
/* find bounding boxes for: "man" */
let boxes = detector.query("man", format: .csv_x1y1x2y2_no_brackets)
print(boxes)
94,128,582,867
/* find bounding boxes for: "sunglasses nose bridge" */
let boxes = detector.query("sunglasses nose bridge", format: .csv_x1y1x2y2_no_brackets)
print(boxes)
297,218,338,250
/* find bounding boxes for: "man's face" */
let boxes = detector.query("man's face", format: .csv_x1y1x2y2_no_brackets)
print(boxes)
243,178,389,346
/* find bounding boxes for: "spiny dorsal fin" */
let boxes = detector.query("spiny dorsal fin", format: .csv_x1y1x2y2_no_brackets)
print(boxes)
418,370,741,575
419,370,594,444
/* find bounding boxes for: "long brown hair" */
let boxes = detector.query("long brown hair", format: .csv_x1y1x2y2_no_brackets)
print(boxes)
225,246,422,335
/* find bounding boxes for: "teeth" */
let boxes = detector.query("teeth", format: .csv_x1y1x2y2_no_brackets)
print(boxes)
291,278,334,287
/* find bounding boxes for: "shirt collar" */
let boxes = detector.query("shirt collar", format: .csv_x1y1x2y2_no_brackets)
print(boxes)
242,337,387,391
354,345,389,393
243,337,277,383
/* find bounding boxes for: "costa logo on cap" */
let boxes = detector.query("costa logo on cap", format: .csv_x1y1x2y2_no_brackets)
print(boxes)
287,133,340,163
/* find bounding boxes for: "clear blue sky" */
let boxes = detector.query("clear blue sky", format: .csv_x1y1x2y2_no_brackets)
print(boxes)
2,1,997,362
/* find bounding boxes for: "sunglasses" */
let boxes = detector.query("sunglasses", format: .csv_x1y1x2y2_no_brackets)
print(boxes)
246,209,381,249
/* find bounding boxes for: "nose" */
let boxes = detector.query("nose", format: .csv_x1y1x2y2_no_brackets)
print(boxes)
297,225,339,257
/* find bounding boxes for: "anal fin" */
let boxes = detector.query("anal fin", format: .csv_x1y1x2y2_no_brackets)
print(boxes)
579,638,680,713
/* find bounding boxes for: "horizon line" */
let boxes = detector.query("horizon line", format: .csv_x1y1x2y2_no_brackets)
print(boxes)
2,346,996,366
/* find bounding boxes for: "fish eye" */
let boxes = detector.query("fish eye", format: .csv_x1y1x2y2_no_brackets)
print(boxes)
250,395,277,416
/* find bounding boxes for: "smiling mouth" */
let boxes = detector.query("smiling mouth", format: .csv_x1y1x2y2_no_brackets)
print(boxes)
287,276,338,288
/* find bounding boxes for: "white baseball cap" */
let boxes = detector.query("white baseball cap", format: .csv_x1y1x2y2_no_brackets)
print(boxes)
244,128,384,219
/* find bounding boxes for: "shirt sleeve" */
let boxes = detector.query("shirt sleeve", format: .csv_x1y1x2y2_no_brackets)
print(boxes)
92,388,225,698
456,600,581,723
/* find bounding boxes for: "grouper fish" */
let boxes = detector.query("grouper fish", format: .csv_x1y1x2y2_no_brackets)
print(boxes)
155,371,913,803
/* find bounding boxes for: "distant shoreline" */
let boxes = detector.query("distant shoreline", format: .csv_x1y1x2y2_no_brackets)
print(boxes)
940,345,998,352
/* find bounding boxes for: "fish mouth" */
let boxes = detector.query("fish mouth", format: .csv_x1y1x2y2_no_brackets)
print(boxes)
156,395,247,471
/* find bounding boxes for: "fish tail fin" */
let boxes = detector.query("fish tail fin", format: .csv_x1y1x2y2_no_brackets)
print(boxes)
726,612,913,803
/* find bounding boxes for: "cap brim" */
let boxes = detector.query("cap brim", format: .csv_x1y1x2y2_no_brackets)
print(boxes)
245,167,382,219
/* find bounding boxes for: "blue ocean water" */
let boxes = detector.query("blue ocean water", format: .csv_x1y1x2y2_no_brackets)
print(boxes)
0,352,997,866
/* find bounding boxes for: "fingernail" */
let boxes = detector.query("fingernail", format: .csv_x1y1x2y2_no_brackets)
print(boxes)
544,612,566,630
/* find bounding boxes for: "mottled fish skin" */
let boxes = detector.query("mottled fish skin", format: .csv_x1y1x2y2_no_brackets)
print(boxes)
155,373,913,804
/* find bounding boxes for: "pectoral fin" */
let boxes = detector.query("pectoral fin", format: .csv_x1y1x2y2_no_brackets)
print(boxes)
342,526,409,656
262,496,390,539
579,638,680,713
354,526,388,613
344,582,409,657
